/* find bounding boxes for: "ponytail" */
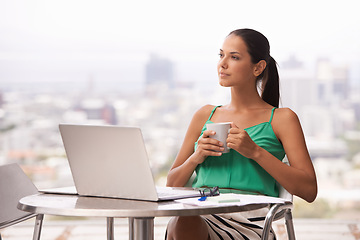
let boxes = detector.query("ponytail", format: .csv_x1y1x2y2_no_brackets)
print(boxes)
261,56,280,107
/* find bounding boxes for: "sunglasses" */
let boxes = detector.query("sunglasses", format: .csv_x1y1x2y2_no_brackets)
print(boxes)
198,186,220,201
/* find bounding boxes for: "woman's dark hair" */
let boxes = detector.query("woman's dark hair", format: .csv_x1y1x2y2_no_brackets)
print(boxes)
228,29,280,107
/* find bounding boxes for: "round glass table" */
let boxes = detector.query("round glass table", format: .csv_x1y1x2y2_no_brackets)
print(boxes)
18,193,269,240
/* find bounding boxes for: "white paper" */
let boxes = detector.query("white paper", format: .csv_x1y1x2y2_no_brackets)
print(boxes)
175,193,290,207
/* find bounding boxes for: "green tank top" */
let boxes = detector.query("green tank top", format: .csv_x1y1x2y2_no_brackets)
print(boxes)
192,105,285,197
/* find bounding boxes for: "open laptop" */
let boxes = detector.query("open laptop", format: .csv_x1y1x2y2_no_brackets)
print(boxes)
53,124,204,201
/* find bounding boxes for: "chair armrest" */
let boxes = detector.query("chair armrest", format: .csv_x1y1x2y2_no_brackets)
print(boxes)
262,202,293,240
0,213,37,230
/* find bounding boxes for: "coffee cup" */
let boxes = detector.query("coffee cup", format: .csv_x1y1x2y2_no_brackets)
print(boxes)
206,122,231,153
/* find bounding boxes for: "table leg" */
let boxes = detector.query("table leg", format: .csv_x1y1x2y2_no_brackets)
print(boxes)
32,214,44,240
133,217,154,240
107,217,114,240
129,218,134,240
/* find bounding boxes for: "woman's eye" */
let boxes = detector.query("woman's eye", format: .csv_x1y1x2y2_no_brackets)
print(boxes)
218,53,224,58
232,56,239,60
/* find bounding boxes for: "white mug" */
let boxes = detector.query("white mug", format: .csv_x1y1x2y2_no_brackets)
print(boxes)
206,122,231,153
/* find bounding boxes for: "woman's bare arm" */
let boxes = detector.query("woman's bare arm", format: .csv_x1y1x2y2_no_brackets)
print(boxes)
233,108,317,202
166,105,224,187
271,108,317,202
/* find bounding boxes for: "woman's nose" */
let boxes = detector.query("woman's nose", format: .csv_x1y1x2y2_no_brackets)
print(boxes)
219,57,228,69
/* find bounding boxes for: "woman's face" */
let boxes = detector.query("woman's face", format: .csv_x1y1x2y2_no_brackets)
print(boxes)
217,34,258,88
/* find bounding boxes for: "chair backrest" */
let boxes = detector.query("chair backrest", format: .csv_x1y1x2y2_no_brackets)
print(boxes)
0,163,39,229
277,157,293,202
278,181,293,202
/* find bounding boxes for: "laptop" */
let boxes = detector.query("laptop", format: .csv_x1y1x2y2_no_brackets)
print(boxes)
55,124,204,201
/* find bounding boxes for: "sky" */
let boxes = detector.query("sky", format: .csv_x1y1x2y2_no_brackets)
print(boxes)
0,0,359,85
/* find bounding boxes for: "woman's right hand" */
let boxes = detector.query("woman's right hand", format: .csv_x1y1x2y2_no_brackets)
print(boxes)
167,105,223,187
192,130,224,164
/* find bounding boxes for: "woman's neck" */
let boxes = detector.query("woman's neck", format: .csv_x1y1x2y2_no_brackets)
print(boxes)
228,86,267,111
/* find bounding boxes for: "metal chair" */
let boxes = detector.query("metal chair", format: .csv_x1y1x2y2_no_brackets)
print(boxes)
0,163,43,240
261,160,296,240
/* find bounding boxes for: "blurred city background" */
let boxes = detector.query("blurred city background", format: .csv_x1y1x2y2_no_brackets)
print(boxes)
1,0,360,223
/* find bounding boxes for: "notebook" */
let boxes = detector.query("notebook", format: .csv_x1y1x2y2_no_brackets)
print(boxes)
54,124,203,201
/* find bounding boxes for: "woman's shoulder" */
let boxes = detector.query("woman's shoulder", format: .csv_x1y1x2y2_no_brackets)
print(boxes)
274,107,299,121
193,104,217,120
187,105,217,137
271,108,302,140
273,107,301,129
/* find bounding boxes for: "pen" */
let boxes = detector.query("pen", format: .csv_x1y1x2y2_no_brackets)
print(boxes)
198,196,207,201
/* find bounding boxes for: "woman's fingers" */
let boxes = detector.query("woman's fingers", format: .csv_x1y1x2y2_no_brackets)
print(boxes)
197,131,225,155
202,129,215,138
199,132,224,148
198,139,224,152
202,149,223,157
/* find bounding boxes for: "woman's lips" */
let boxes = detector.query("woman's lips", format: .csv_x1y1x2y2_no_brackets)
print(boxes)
219,72,230,77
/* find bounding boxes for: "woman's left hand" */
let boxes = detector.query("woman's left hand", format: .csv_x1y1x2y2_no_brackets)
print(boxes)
226,123,260,159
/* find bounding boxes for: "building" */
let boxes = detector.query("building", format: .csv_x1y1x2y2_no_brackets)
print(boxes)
316,58,350,105
145,54,174,89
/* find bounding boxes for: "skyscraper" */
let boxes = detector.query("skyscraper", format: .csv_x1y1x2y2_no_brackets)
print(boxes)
145,54,174,89
316,58,349,104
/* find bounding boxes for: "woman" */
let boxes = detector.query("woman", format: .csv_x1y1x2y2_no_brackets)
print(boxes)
166,28,317,239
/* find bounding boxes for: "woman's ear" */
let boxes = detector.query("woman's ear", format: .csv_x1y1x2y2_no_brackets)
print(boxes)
254,60,267,77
